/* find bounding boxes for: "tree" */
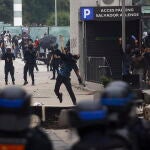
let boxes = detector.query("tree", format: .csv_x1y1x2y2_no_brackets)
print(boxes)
47,12,70,26
23,0,54,25
0,0,13,24
0,0,70,26
23,0,70,26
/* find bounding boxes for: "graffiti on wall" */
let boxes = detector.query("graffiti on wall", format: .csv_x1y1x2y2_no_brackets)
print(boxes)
70,38,77,49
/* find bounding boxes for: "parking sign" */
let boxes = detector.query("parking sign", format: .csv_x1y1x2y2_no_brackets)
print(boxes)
80,7,94,21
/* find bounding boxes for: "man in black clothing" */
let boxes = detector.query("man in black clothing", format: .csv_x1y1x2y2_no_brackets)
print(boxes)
51,44,60,79
47,50,52,71
23,44,36,85
144,32,150,49
0,35,5,54
2,48,15,85
54,48,80,105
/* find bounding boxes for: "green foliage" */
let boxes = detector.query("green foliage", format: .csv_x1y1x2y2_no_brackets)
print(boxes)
23,0,70,25
0,0,70,26
100,76,113,87
0,0,13,24
47,12,70,26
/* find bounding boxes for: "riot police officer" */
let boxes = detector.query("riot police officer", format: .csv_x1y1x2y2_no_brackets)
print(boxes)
0,86,53,150
2,47,15,85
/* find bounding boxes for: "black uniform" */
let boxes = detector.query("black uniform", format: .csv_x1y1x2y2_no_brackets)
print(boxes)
0,87,53,150
51,50,60,79
24,48,36,85
0,37,5,54
54,52,78,105
47,51,52,71
2,52,15,84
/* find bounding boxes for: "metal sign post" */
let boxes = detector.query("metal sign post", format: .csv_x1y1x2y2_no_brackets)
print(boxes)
122,0,126,53
55,0,58,26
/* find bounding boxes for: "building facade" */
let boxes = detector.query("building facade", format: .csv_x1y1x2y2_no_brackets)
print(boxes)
70,0,137,81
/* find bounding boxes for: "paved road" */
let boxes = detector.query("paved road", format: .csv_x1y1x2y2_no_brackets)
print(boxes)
0,58,94,106
0,58,95,150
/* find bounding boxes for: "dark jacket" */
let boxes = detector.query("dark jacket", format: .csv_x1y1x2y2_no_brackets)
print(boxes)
0,127,53,150
24,50,36,65
2,53,15,66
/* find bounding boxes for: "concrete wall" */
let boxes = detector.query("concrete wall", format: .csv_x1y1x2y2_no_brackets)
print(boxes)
70,0,97,54
70,0,97,82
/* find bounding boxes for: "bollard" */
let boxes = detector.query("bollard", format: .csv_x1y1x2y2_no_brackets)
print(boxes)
143,105,150,120
42,105,46,122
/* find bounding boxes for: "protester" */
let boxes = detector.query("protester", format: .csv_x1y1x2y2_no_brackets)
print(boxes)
131,49,145,87
143,32,150,49
12,35,19,58
2,47,15,85
122,44,133,75
33,42,39,72
0,34,6,54
54,46,80,105
47,50,53,72
144,48,150,85
23,44,36,85
50,44,60,79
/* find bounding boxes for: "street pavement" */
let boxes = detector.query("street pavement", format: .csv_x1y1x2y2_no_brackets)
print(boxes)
0,58,95,150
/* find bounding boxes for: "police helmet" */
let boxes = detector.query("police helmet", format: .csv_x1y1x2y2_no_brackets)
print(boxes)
66,100,108,129
0,87,32,131
100,81,134,127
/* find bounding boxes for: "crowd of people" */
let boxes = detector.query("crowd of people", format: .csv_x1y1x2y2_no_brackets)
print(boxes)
0,31,150,149
0,80,149,150
121,33,150,87
0,30,83,105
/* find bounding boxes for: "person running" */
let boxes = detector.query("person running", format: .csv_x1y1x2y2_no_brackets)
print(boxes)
54,46,80,105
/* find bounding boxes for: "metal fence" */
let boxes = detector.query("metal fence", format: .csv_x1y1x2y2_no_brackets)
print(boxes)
1,26,70,46
86,57,112,83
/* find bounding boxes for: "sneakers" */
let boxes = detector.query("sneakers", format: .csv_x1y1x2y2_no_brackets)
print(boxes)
32,81,35,86
23,81,28,85
73,102,77,105
51,78,55,80
58,93,63,103
12,81,15,85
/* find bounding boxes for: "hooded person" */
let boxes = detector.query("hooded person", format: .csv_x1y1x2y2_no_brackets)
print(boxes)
54,48,80,105
23,44,36,85
0,87,53,150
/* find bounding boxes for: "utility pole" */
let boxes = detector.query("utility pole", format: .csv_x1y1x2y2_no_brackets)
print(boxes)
122,0,126,52
55,0,58,26
13,0,22,26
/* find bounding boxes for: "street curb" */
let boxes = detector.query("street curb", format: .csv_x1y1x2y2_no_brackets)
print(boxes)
31,106,74,129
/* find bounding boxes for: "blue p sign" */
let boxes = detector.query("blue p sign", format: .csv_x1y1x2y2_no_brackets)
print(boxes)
80,7,94,21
